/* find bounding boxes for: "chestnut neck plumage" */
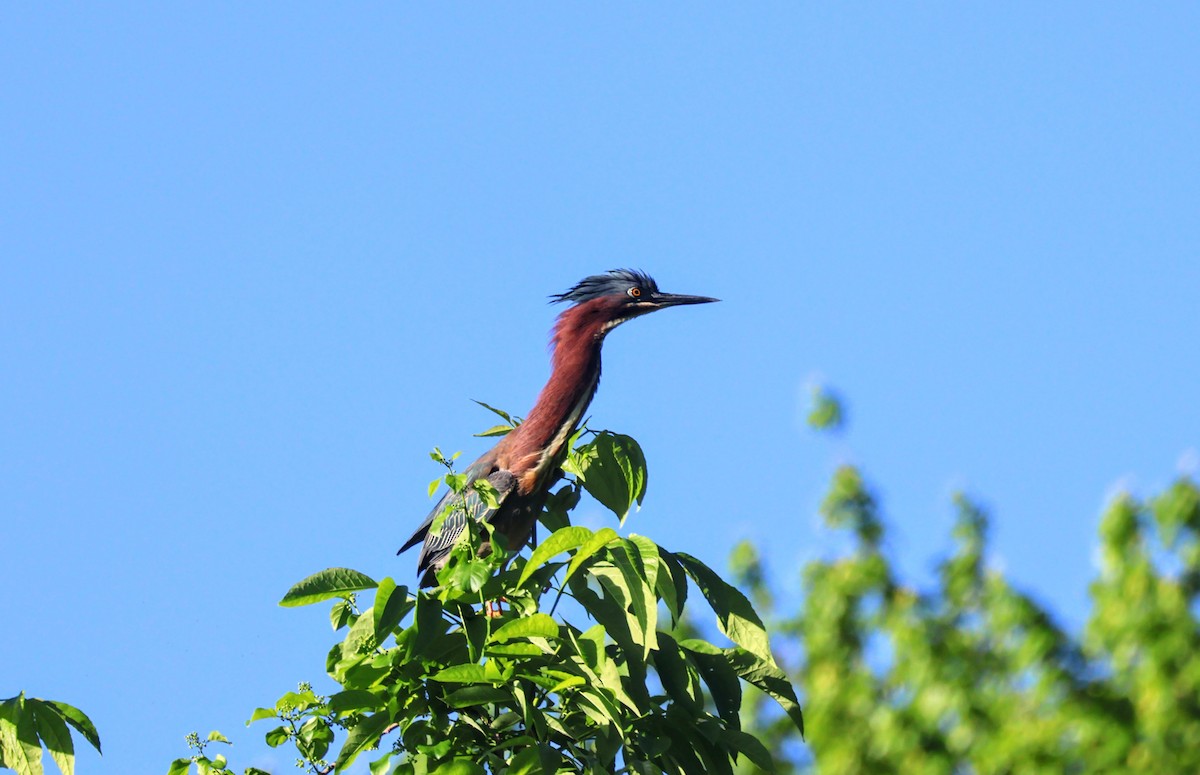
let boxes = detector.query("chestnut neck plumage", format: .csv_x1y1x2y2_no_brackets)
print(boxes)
495,296,624,492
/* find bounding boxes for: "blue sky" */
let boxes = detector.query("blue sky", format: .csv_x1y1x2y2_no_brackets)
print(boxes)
3,5,1198,773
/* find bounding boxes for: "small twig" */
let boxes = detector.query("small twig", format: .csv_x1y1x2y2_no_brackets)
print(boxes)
547,575,569,618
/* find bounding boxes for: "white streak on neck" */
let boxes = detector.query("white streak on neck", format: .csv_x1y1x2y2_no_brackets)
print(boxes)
533,368,599,482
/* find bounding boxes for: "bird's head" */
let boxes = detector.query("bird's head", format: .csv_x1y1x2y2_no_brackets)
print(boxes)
550,269,718,332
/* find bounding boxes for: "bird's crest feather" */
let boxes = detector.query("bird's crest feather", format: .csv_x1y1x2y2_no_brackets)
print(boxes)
550,269,658,304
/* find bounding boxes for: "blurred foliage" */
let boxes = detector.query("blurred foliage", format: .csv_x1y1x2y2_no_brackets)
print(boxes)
805,388,845,433
733,460,1200,773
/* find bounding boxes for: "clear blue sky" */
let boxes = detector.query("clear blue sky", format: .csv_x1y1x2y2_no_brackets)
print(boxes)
3,5,1197,773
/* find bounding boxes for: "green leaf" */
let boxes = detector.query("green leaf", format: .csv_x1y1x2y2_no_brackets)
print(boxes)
42,702,100,755
488,613,558,643
626,536,661,651
333,712,392,772
538,484,579,533
343,610,378,655
448,558,491,594
417,738,454,761
574,688,625,735
429,760,485,775
327,690,384,714
472,479,501,509
720,729,775,771
563,527,619,583
372,577,410,641
463,609,488,664
611,541,657,658
683,642,742,727
279,568,378,607
596,646,642,714
330,599,354,631
264,726,289,748
627,534,660,593
28,701,72,775
485,643,543,657
570,432,648,523
1,696,45,775
298,717,334,761
673,718,735,775
445,686,509,708
652,634,701,714
656,550,689,627
205,731,228,744
471,399,514,425
675,552,774,664
720,646,805,737
473,424,514,438
551,676,589,697
278,691,321,715
506,747,543,775
573,624,607,673
246,708,275,724
518,526,593,586
431,664,489,683
369,753,394,775
569,572,638,658
589,563,643,653
167,759,192,775
412,594,447,656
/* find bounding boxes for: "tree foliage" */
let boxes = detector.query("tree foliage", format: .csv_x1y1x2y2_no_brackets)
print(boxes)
731,393,1200,773
170,420,802,774
160,390,1199,773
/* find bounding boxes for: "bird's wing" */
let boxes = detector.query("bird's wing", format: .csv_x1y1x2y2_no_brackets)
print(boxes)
398,450,518,579
411,468,518,578
398,456,492,555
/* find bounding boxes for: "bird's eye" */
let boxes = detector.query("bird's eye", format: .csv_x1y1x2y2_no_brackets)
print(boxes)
628,287,642,299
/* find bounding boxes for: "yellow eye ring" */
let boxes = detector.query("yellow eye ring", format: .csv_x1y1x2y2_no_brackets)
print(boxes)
628,287,642,298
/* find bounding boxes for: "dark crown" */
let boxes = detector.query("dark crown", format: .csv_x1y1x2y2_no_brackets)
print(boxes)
550,269,659,304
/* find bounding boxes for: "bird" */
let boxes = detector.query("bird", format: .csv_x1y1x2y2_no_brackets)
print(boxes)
398,269,718,587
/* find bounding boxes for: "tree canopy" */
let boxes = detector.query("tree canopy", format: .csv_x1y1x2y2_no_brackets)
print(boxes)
733,393,1200,773
167,415,803,775
9,395,1195,774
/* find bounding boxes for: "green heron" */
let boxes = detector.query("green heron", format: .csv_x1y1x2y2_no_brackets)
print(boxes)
399,269,717,586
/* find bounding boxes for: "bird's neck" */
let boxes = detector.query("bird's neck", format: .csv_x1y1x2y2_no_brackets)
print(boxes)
498,298,619,490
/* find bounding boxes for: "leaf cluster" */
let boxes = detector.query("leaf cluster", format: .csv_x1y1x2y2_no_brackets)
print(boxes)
0,693,101,775
734,462,1200,774
171,421,802,774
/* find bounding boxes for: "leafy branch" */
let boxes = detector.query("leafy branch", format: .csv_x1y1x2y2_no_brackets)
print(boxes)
0,693,101,775
172,417,802,774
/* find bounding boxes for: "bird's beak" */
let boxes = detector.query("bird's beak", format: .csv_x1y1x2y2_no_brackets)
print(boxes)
649,292,721,308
